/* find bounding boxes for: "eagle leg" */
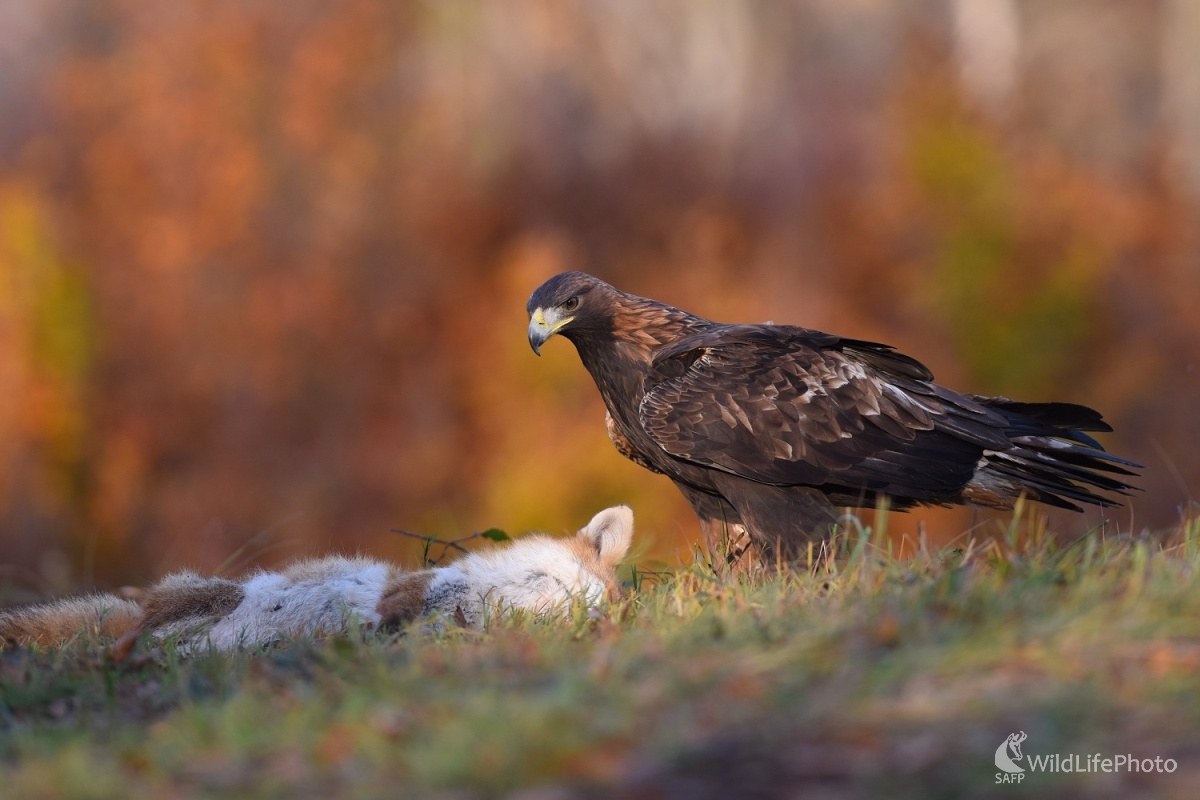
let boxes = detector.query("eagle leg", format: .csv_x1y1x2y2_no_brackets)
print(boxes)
709,475,840,567
672,483,751,573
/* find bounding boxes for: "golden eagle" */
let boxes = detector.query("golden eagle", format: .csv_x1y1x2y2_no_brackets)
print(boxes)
527,272,1139,562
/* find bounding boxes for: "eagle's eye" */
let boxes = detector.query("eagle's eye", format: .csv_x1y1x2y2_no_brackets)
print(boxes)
562,296,580,312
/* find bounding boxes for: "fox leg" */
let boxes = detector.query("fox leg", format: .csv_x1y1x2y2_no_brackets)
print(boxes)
108,572,246,657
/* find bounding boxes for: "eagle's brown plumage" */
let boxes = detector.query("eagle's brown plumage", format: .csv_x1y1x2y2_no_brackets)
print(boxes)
527,272,1140,563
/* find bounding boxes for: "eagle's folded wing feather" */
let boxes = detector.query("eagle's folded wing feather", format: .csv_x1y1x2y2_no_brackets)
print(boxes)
639,325,1011,499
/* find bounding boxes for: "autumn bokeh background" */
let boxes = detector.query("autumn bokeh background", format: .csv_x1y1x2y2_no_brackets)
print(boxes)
1,1,1198,596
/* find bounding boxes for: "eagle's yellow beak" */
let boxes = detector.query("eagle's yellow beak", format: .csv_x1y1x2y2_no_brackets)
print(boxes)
528,307,573,355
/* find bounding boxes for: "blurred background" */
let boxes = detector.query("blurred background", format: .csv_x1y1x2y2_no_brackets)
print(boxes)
1,0,1198,597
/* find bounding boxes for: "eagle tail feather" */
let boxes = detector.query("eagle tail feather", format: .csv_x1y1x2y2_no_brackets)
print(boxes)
964,399,1142,512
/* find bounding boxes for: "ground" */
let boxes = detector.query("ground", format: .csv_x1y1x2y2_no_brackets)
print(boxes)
2,513,1199,799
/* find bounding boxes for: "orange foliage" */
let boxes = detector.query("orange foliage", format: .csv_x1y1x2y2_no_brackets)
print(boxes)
0,1,1196,594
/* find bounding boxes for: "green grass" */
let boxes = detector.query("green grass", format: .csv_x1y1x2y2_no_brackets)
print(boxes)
3,516,1200,799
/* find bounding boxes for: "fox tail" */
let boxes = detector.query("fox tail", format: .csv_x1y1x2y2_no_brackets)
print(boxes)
0,594,144,648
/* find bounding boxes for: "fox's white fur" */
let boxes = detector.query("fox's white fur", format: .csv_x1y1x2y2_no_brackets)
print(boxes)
0,506,633,651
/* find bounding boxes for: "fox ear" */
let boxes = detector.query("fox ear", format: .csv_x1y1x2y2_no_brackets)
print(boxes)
578,505,634,566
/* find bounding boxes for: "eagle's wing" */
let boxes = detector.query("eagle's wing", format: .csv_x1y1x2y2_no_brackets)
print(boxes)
639,325,1012,498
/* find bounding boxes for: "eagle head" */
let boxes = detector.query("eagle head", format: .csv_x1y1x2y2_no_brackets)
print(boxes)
526,272,609,355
